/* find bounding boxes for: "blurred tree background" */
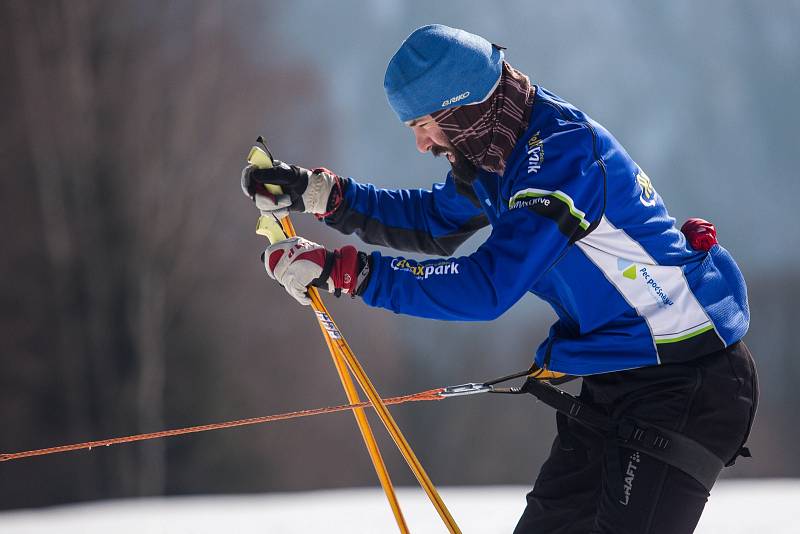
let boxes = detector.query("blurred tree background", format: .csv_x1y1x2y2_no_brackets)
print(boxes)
0,0,798,510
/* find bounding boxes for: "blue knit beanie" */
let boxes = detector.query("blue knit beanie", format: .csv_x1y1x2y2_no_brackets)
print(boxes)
384,24,504,122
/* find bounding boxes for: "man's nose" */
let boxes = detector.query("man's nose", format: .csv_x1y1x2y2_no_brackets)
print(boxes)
414,131,432,154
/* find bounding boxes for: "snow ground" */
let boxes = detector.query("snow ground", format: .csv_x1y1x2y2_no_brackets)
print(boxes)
0,480,797,533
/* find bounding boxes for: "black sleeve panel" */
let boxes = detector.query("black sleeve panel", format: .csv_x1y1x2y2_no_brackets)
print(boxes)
324,178,489,256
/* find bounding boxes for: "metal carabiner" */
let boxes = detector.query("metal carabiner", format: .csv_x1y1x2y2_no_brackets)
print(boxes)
439,382,494,398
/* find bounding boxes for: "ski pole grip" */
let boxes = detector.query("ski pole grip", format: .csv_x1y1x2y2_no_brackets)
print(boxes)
247,140,287,244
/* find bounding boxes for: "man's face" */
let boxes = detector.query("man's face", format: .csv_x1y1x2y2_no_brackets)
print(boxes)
406,114,476,185
406,115,457,163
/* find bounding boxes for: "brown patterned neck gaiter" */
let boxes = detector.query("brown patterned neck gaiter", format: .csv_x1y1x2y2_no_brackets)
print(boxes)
431,60,535,176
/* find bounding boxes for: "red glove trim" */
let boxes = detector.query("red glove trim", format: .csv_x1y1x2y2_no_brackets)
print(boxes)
294,248,328,268
267,249,285,273
330,245,359,294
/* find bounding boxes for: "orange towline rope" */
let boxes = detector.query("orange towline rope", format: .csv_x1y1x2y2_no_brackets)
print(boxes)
0,388,444,463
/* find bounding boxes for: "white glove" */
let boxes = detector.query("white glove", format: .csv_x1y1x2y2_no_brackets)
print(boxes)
241,161,339,218
263,237,365,305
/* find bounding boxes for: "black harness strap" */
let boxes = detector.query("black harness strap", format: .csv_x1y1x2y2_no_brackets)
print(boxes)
615,418,724,492
509,378,726,492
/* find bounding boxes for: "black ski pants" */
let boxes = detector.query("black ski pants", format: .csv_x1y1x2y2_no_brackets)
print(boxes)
514,341,758,534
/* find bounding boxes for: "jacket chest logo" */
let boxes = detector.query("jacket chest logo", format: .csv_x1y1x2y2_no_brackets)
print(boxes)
527,131,544,174
636,170,656,207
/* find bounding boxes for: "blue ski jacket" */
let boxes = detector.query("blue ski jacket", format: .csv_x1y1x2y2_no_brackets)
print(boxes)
324,87,749,375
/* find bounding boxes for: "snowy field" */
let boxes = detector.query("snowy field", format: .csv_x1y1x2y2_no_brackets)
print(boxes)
0,480,797,533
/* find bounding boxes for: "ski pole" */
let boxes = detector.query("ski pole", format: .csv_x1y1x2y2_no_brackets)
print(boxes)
248,139,461,533
303,279,462,533
247,140,410,534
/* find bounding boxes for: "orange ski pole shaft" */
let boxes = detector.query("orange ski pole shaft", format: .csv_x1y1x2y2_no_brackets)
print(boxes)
304,283,461,533
275,202,461,532
248,141,409,533
315,305,409,532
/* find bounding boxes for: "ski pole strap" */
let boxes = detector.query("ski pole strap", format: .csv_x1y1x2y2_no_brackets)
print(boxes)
309,249,338,292
517,378,726,492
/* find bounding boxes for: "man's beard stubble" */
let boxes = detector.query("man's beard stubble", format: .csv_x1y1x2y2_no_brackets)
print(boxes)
431,143,481,207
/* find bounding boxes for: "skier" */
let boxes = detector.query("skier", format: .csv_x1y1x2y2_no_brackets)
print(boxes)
241,25,757,534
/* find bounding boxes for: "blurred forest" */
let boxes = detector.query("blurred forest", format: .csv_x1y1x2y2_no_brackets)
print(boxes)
1,0,798,510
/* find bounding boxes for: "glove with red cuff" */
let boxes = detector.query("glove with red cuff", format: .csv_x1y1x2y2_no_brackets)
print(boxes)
262,237,370,305
681,217,718,251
